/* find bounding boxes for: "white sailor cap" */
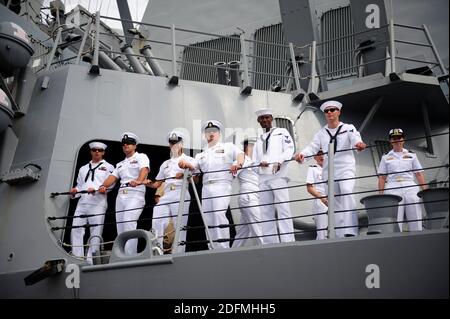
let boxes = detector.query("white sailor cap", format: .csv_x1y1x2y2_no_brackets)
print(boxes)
89,141,107,150
320,100,343,112
389,128,404,138
203,120,223,132
167,130,184,143
121,132,139,145
255,108,273,118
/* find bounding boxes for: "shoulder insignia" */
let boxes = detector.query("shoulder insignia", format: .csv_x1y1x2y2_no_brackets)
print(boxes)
402,155,413,159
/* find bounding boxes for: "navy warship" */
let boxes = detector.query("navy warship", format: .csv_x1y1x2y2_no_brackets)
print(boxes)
0,0,448,299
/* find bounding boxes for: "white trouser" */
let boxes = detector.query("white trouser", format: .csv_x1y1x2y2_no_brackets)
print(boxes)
232,192,265,248
326,179,359,238
202,182,232,249
115,191,145,255
71,203,106,264
259,177,295,244
312,199,329,240
152,188,190,253
385,180,423,231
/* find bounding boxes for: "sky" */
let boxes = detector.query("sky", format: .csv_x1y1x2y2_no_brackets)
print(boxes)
393,0,449,66
42,0,150,29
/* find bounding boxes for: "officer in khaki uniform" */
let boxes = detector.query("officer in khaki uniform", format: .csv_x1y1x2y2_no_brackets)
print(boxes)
99,132,150,255
378,128,427,232
179,120,245,249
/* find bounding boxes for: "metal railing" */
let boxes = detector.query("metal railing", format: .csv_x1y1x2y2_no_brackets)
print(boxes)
30,8,448,97
48,132,449,258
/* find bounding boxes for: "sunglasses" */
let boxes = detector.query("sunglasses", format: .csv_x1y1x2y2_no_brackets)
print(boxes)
324,108,339,113
91,149,104,152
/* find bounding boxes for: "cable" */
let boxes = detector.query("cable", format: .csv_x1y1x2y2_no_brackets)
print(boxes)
47,168,447,223
50,197,448,232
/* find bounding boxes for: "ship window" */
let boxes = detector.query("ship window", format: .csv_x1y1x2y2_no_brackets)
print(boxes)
274,116,296,150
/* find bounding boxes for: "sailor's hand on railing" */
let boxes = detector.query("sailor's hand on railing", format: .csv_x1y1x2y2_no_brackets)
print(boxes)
129,180,142,187
175,172,184,179
294,153,305,163
230,164,241,176
69,187,78,195
98,185,107,194
260,161,269,167
320,197,328,207
355,142,366,152
179,160,194,170
87,187,96,195
143,179,153,187
272,162,281,174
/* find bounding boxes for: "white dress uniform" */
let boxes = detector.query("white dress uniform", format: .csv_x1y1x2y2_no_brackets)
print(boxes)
232,156,265,248
71,160,114,263
306,165,329,240
193,142,243,249
153,153,194,253
253,127,295,243
301,122,363,237
112,151,150,254
378,148,424,231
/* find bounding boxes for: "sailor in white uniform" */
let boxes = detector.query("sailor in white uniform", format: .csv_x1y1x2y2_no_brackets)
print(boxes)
99,132,150,255
70,142,114,263
144,130,194,253
377,128,427,231
295,101,366,238
305,150,329,240
252,108,295,244
179,120,245,249
232,138,265,248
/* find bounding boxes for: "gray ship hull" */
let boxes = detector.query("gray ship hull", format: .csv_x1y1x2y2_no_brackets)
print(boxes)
1,230,447,298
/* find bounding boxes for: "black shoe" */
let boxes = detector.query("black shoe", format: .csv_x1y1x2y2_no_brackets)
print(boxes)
344,234,355,237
